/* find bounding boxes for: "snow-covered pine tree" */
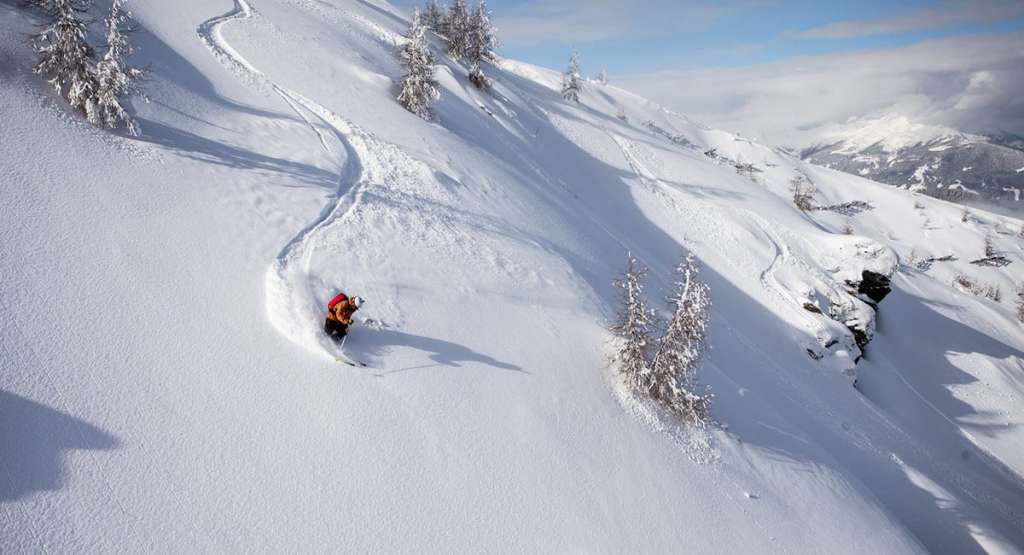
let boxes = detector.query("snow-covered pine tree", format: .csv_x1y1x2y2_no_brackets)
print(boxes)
561,50,582,103
596,68,608,85
397,9,440,119
465,0,497,89
469,1,497,62
93,0,143,135
32,0,100,122
423,0,445,32
443,0,470,59
649,253,712,423
610,254,656,395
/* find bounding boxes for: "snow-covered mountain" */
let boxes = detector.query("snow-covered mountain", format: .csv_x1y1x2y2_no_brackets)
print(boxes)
4,1,1024,552
802,113,1024,209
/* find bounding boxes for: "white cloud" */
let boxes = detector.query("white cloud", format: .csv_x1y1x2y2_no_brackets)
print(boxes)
495,0,757,46
620,32,1024,147
791,0,1024,40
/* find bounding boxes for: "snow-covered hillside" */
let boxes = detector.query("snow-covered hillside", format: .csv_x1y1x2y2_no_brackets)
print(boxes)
4,1,1024,552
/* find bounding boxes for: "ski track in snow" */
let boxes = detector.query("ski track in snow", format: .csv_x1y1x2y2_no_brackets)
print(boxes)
197,0,408,359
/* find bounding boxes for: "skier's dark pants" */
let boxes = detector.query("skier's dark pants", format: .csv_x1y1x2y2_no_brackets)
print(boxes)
324,318,348,340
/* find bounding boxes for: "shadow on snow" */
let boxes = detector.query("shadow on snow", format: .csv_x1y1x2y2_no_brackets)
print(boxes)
0,390,120,502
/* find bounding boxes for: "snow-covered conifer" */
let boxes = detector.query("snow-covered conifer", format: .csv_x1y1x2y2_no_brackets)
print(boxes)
610,254,656,395
467,1,497,62
595,68,608,85
650,253,712,423
32,0,100,121
465,1,497,89
93,0,143,135
791,175,816,211
423,0,445,32
443,0,470,59
397,9,440,119
561,50,582,103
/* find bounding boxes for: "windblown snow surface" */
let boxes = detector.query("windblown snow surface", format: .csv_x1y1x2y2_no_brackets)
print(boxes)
4,1,1024,552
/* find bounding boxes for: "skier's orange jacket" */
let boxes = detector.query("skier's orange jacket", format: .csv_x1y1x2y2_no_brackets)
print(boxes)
326,294,359,325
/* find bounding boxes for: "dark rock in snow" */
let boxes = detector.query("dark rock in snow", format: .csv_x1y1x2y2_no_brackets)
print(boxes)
856,270,891,305
802,302,822,314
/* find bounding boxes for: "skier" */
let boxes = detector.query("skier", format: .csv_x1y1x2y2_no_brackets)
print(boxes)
324,292,364,341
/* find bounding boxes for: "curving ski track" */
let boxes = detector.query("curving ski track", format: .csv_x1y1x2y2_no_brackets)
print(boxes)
196,0,391,358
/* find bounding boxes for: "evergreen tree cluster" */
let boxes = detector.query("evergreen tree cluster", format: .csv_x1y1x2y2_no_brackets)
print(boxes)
27,0,143,135
418,0,497,89
611,253,712,424
397,1,498,118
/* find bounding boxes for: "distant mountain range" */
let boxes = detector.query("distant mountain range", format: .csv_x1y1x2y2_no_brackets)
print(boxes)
801,114,1024,209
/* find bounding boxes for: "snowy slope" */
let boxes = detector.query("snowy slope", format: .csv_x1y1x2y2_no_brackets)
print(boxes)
3,1,1024,552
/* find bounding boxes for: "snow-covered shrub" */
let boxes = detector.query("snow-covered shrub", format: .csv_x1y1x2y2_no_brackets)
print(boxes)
649,254,712,423
610,254,655,395
971,255,1012,268
397,10,440,119
32,0,100,122
791,175,815,211
560,50,582,103
953,274,1002,302
1017,286,1024,324
971,236,1012,267
819,200,873,216
907,251,956,272
735,162,760,177
93,0,143,135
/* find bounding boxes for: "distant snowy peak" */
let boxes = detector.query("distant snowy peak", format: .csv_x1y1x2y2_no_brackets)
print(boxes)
817,113,979,155
802,114,1024,209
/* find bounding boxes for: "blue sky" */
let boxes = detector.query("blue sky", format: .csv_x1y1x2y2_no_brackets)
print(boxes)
395,0,1024,74
394,1,1024,145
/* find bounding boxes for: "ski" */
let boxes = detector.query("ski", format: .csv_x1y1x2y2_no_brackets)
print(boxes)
335,353,368,368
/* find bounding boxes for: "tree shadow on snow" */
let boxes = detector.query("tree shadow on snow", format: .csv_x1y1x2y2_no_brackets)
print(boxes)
0,390,120,502
134,119,339,190
863,287,1024,441
125,22,340,190
352,329,525,376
